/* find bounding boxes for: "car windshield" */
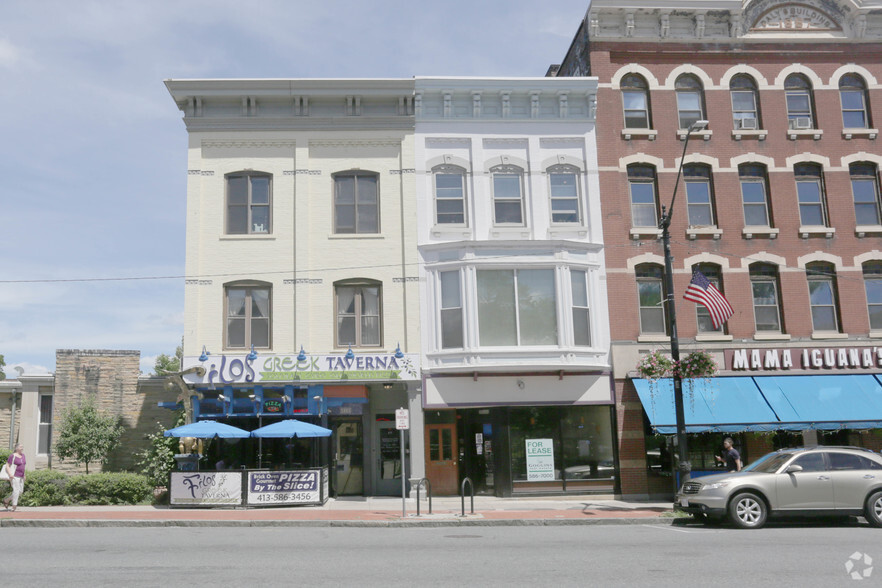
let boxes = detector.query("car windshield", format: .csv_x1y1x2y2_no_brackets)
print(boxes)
744,452,794,473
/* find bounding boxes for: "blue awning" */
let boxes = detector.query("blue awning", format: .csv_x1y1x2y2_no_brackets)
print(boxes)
633,377,781,433
634,374,882,433
753,375,882,431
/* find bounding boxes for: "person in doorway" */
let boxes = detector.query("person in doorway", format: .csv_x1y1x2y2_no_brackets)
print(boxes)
215,458,227,470
3,444,26,511
714,437,742,472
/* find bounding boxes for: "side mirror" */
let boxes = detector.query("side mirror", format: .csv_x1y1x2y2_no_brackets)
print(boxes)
785,464,803,474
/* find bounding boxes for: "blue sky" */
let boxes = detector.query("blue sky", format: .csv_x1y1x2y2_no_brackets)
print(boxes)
0,0,588,377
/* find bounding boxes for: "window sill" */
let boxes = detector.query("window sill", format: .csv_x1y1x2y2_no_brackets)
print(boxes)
798,226,835,239
431,225,473,239
547,225,588,238
695,334,733,342
678,129,712,141
742,227,779,239
753,332,791,341
621,129,657,141
328,233,385,240
787,129,823,140
219,234,275,241
685,226,722,240
490,227,530,239
637,334,671,343
855,225,882,238
842,128,878,140
810,332,849,340
630,227,662,240
869,330,882,338
731,129,768,141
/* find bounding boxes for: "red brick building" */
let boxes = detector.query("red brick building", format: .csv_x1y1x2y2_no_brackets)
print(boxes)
554,0,882,498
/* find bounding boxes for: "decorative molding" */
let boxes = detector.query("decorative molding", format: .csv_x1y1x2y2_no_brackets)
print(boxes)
392,277,421,283
202,141,296,149
309,139,401,148
187,170,201,175
185,279,213,286
287,278,323,285
390,169,416,175
201,171,214,176
282,170,296,176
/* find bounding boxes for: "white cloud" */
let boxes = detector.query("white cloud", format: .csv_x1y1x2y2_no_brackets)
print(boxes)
0,38,22,69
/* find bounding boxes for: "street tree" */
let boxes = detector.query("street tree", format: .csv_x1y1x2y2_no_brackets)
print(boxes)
153,344,183,375
55,396,123,474
0,354,5,380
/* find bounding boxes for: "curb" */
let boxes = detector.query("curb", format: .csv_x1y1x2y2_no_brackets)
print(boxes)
0,516,677,529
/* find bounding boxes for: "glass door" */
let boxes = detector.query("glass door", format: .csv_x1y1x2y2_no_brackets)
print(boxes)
374,420,403,495
332,418,363,495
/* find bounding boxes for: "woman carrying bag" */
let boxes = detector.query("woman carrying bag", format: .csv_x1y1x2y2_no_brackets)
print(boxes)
3,444,26,511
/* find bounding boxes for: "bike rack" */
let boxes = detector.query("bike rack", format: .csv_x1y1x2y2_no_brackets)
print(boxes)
460,477,475,516
413,477,433,516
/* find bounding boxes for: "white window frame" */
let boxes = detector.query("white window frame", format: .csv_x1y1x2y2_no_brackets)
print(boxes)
807,264,840,333
636,265,666,335
476,268,558,346
433,165,467,226
490,165,525,226
547,164,582,225
628,165,658,228
751,265,782,333
439,270,464,349
684,165,715,228
840,74,869,129
850,163,882,226
863,262,882,331
739,164,771,227
794,164,827,227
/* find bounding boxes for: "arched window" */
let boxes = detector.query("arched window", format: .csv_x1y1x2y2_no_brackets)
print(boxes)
628,164,658,228
806,262,840,333
675,75,705,130
334,171,379,234
225,281,272,349
635,263,666,335
794,163,827,226
850,162,882,226
335,279,382,347
621,74,651,129
683,164,715,227
730,75,760,130
784,74,815,129
840,74,870,129
739,164,771,227
750,263,783,333
226,172,272,234
863,261,882,330
692,263,725,333
433,164,467,225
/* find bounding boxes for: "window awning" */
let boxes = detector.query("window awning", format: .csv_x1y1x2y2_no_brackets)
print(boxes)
633,374,882,434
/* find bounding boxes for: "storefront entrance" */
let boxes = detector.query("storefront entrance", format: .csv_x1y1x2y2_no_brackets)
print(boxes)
374,418,404,495
332,418,363,495
425,423,458,494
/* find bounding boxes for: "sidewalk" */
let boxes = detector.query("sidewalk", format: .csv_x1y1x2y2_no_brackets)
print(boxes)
0,496,675,528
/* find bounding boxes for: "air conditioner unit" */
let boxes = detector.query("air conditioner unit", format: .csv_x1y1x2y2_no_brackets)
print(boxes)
738,118,757,130
790,117,812,129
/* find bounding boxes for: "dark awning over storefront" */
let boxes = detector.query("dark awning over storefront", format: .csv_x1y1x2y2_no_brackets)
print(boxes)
633,374,882,434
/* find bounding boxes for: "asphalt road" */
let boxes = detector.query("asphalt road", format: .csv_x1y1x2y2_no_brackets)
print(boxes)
3,521,878,586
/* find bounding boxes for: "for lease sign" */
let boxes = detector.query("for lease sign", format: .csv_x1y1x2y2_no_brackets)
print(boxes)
525,439,555,482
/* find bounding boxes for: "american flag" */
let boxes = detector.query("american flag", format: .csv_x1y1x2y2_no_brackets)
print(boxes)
683,270,734,329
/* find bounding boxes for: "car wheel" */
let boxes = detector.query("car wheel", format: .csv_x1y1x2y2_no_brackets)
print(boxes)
865,491,882,528
729,492,767,529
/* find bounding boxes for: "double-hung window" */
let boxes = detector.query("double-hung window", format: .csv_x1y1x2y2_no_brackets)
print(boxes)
863,262,882,330
476,269,557,346
226,283,271,349
684,165,715,227
694,264,724,334
794,163,827,226
336,281,382,347
840,74,870,129
621,74,651,129
433,165,466,225
675,75,705,130
628,165,658,228
750,263,783,333
806,263,840,332
439,271,463,349
226,172,271,234
785,74,815,129
636,264,666,335
851,163,882,226
548,165,581,224
739,164,771,227
491,165,525,225
730,75,760,130
334,172,379,234
571,270,591,346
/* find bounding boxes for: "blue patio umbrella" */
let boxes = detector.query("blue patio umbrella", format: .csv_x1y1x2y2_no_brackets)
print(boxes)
164,420,251,439
250,419,332,438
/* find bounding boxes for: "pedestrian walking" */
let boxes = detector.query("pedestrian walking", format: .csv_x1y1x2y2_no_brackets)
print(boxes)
3,444,26,511
714,437,742,472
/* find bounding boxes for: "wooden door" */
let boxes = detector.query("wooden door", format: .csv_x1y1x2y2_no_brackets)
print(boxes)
425,424,458,495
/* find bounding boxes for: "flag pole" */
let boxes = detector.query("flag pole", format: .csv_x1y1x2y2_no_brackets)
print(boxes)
659,119,708,492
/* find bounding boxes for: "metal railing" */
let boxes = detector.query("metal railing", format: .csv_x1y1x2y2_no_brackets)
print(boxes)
413,477,433,516
460,477,475,516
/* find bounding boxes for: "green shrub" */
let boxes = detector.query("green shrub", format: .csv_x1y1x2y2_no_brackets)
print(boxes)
0,449,11,466
64,472,153,505
18,469,70,506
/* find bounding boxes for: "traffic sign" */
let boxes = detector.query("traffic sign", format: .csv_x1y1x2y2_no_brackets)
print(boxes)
395,408,409,430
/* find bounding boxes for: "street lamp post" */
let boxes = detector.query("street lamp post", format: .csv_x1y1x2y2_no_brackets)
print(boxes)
658,119,708,489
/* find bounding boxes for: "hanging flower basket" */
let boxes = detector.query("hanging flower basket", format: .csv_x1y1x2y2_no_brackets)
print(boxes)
636,350,674,381
676,350,718,380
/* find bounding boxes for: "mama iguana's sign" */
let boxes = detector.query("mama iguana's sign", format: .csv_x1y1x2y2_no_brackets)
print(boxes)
726,347,882,372
182,352,420,385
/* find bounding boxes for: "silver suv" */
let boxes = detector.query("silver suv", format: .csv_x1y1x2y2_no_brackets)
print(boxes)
675,446,882,529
